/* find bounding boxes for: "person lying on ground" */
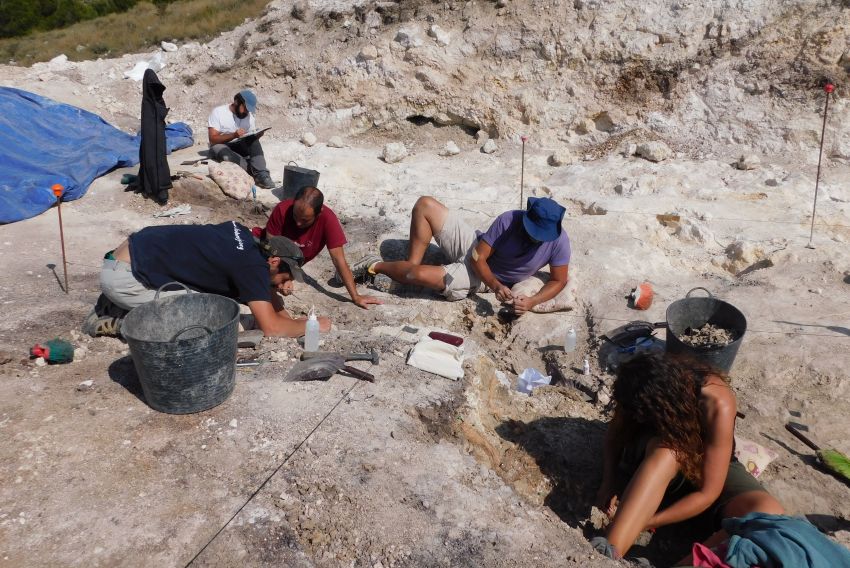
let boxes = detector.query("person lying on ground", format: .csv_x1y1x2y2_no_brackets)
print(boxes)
207,89,275,189
81,221,331,339
592,352,784,564
349,196,570,312
256,186,382,310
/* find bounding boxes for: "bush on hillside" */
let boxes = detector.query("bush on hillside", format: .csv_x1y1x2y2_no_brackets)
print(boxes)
0,0,176,39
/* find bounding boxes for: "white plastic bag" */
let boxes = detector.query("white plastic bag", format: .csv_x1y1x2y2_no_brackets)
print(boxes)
516,368,551,394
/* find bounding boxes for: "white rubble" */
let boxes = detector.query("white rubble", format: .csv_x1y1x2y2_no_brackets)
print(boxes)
635,141,673,162
482,139,498,154
428,25,451,47
382,143,407,163
548,148,574,167
439,141,460,157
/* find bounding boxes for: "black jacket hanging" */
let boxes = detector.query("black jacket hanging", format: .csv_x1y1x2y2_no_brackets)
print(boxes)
138,69,171,204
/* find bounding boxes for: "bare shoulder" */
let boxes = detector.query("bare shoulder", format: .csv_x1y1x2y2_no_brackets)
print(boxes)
701,374,736,415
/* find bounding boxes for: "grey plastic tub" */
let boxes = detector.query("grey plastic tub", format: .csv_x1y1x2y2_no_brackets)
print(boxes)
121,284,239,414
282,162,320,199
665,287,747,374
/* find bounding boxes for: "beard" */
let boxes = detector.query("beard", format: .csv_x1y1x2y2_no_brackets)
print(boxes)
235,109,249,119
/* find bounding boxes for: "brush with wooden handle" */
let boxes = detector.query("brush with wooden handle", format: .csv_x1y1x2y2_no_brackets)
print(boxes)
785,423,850,485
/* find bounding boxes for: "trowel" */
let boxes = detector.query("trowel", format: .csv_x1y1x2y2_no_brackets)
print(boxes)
285,355,375,383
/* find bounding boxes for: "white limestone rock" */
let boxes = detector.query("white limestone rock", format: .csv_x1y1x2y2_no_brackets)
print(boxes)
433,112,454,126
301,132,317,147
636,141,673,162
327,136,345,148
395,27,424,49
440,141,461,156
428,25,451,47
482,139,498,154
548,148,574,167
382,143,408,163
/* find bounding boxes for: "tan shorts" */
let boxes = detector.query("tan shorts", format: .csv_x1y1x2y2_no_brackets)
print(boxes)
434,211,486,301
100,258,188,310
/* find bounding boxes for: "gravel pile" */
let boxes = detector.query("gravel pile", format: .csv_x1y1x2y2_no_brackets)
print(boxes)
678,323,737,347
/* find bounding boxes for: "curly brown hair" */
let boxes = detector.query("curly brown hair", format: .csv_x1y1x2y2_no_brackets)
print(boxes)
613,352,725,484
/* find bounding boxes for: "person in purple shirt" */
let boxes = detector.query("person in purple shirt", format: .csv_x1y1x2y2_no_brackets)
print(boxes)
353,196,570,315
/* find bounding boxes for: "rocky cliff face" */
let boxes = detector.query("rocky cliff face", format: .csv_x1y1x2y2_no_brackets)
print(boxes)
179,0,849,160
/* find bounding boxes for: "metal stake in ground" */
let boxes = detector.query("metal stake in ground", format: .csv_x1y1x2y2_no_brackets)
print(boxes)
51,184,69,293
520,135,528,209
806,82,835,249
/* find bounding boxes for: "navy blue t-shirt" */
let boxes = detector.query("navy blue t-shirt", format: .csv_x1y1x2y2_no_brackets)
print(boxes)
129,221,272,303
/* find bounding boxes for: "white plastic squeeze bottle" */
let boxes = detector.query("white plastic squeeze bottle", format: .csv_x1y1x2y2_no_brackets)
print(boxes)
564,327,577,353
304,306,320,352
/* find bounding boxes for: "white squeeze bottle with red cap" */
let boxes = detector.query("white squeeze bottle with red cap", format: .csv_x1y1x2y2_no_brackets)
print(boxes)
304,306,320,351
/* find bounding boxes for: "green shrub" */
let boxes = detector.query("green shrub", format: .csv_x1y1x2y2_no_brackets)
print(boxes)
0,0,268,65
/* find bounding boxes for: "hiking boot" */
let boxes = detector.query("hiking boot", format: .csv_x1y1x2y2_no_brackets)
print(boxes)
349,254,382,283
82,295,129,337
254,172,275,189
371,274,393,293
81,309,124,338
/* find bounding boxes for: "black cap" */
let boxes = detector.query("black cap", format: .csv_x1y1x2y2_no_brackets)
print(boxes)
256,236,305,282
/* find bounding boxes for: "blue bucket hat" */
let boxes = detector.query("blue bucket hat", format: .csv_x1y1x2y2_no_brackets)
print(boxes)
522,197,566,242
237,89,258,114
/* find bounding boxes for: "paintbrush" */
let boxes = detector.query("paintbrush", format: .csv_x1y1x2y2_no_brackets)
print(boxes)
786,423,850,485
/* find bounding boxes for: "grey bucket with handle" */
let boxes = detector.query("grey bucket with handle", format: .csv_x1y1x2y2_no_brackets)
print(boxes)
121,283,240,414
282,161,320,200
664,287,747,374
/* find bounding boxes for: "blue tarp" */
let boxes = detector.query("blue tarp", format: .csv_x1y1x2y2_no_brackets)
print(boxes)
0,87,194,224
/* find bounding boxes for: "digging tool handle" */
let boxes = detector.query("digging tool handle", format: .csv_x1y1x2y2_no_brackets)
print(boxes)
302,350,380,365
342,365,375,382
345,348,380,365
785,423,821,452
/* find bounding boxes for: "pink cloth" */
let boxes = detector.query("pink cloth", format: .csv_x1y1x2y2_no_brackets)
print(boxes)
692,543,732,568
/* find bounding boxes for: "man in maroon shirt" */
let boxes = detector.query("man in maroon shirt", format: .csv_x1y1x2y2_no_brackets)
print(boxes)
261,186,382,310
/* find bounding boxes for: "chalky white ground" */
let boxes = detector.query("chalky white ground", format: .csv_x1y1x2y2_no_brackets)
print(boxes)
1,1,849,565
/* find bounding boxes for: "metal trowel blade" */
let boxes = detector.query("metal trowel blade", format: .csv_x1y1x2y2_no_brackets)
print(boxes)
284,356,345,382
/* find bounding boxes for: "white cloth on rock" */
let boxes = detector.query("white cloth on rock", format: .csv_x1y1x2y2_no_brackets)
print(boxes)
406,335,464,380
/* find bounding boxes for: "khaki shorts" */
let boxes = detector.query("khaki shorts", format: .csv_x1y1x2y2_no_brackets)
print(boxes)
100,258,188,311
434,211,487,301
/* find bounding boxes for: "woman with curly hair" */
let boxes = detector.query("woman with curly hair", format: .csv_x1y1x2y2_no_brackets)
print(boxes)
593,352,784,560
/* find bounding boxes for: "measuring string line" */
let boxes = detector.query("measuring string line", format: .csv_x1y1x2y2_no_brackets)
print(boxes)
320,183,850,230
184,261,471,565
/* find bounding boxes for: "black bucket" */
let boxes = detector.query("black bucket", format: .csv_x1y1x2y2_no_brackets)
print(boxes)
282,162,320,200
665,287,747,374
121,283,240,414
